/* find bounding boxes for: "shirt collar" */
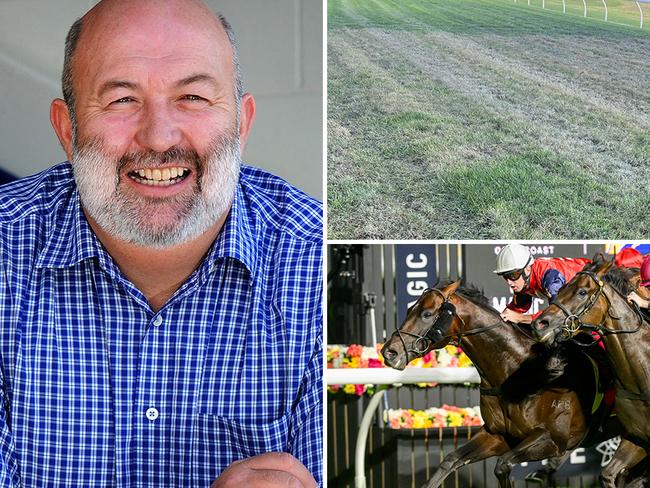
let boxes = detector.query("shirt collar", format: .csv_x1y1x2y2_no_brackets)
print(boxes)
35,181,259,277
35,189,104,269
201,182,259,278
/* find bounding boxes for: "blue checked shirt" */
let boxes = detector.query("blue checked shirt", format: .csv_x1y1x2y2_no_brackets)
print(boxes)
0,163,323,487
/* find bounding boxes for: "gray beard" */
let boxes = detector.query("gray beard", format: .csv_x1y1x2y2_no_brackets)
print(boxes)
71,132,241,248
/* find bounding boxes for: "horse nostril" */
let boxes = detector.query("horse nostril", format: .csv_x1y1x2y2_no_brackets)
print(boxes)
535,320,548,330
383,348,397,360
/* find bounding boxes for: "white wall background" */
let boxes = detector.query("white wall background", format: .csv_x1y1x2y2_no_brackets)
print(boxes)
0,0,323,198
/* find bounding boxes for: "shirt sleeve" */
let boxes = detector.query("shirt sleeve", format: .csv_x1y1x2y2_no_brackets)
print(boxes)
289,335,322,487
506,292,533,313
0,367,20,487
0,256,20,487
542,269,566,301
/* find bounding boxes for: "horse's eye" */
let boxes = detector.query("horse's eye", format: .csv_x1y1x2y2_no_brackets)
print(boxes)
422,311,433,319
578,289,588,297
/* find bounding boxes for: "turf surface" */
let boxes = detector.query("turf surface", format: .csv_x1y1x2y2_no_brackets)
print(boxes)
328,0,650,239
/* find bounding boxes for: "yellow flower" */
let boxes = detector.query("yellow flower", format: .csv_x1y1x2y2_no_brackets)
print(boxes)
447,411,463,427
343,384,356,395
445,345,459,356
459,354,473,368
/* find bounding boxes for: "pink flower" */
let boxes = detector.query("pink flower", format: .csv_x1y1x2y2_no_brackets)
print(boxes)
354,384,365,396
368,358,382,368
400,411,414,428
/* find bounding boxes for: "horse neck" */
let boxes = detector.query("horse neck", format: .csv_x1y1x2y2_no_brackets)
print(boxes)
454,296,532,387
599,285,650,391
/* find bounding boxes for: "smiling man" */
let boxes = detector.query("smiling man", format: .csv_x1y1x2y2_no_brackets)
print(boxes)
0,1,321,487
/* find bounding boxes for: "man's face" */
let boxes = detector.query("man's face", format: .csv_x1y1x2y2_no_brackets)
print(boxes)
63,2,250,247
502,266,530,293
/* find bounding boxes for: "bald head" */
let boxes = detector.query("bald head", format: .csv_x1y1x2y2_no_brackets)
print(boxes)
62,0,242,127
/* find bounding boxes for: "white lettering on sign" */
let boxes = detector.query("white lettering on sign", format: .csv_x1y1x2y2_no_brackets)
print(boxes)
493,245,556,256
570,448,586,464
492,296,508,312
528,245,555,256
407,281,429,297
532,298,545,314
406,254,428,268
492,297,546,314
406,254,430,307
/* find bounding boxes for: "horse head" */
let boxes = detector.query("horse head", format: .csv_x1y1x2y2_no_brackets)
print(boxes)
381,281,461,370
532,254,619,346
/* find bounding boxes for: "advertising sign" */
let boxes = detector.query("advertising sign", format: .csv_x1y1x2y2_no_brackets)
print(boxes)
395,245,438,322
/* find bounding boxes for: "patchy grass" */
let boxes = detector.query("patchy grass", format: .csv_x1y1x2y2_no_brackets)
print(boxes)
328,0,650,239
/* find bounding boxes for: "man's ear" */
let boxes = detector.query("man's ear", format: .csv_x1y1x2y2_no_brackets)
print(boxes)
50,99,74,160
238,92,256,155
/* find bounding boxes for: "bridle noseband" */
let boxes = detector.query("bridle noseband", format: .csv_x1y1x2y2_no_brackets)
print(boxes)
549,269,643,341
395,288,457,364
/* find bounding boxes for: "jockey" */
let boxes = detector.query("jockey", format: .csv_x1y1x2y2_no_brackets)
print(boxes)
494,244,590,324
495,244,614,386
627,255,650,310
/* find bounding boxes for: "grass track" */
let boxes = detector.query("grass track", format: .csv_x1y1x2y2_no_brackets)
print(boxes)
328,0,650,239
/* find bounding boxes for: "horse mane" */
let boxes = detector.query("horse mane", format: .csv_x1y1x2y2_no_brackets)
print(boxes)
584,253,637,297
436,281,501,317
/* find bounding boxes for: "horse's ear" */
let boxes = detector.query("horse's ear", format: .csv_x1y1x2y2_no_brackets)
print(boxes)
595,257,614,277
442,280,461,299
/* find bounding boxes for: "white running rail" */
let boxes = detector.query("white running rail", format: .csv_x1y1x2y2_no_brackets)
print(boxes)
327,368,480,488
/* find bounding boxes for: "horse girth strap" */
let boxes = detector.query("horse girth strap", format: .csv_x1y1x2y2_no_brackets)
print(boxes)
617,388,650,403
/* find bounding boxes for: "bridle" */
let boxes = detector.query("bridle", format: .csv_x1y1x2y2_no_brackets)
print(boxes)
393,288,504,364
549,269,644,342
394,288,457,365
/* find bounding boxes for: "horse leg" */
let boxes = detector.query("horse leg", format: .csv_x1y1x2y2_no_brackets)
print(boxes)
524,451,571,487
494,428,563,488
599,438,647,488
422,428,510,488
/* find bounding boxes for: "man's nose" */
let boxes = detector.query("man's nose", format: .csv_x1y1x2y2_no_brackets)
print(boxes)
135,102,182,153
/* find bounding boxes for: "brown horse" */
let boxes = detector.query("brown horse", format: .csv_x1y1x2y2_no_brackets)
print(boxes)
533,256,650,487
381,281,618,488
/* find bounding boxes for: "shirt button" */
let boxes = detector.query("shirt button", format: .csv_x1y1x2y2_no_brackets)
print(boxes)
145,407,159,421
152,315,163,327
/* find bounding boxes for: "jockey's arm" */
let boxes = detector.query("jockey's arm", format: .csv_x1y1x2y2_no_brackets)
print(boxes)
500,308,534,324
501,292,533,323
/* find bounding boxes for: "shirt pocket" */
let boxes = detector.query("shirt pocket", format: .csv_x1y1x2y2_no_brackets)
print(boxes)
192,409,292,484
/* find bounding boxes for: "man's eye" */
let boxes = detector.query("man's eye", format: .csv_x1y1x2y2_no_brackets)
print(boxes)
112,97,134,104
183,94,206,102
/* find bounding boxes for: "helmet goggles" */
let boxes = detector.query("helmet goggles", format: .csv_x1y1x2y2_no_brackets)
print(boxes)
498,268,525,282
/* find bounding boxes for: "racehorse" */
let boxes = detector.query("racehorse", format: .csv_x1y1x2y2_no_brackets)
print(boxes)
381,281,619,488
533,255,650,487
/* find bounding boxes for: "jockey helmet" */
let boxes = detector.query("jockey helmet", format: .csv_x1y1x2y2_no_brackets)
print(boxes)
494,244,534,275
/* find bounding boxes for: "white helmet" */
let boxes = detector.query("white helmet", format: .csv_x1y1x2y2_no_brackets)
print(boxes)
493,244,534,274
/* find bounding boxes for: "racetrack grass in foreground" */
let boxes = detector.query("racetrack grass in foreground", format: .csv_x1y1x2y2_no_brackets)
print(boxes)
328,0,650,239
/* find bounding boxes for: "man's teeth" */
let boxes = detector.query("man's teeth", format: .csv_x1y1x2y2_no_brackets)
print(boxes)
129,167,190,186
